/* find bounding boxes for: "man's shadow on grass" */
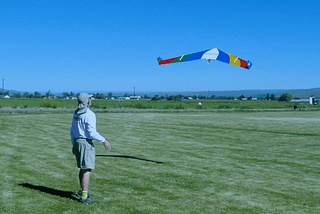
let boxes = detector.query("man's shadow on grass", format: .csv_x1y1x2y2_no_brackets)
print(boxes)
19,183,79,202
96,155,163,164
18,157,162,201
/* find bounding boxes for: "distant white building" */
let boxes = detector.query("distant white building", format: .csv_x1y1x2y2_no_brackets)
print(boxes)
118,97,130,100
129,96,141,100
310,97,316,105
291,99,309,102
4,95,10,98
106,97,115,100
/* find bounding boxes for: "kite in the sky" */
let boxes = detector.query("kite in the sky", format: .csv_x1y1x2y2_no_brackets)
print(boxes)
157,48,252,70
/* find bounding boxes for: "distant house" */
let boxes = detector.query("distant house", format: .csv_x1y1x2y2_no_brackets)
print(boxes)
310,97,316,105
106,97,115,100
129,96,141,100
118,97,130,100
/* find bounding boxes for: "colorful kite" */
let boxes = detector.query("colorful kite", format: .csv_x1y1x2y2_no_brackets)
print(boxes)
157,48,252,70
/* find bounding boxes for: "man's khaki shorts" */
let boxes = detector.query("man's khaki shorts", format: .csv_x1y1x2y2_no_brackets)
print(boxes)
74,138,95,169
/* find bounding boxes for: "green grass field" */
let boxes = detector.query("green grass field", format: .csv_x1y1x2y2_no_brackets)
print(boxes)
1,110,320,213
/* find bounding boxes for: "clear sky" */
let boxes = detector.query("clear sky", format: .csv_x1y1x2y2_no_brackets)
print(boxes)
1,0,319,94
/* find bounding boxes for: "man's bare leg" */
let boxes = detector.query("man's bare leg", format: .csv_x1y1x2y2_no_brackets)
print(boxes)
79,169,91,198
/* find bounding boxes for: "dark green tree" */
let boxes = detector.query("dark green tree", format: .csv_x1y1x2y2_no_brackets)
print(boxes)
62,92,69,99
45,90,51,98
107,92,113,99
151,95,160,101
14,92,22,98
95,93,106,99
279,93,292,102
34,91,42,99
239,95,245,100
270,94,276,100
266,93,270,100
210,95,216,99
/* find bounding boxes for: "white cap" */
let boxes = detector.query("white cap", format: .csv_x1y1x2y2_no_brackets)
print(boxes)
77,93,93,104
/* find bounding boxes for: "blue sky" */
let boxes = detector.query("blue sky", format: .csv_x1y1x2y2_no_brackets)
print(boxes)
1,0,319,94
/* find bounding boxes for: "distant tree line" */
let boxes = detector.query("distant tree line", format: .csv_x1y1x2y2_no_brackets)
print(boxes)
0,90,304,102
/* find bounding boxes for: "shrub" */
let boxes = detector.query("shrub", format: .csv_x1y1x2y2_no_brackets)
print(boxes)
174,103,184,109
39,102,58,108
195,104,202,109
218,105,231,109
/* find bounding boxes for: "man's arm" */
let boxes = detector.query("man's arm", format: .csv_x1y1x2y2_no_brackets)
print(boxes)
86,111,106,143
87,110,111,150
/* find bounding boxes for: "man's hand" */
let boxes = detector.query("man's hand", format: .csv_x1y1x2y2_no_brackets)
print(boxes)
72,145,76,155
103,140,111,150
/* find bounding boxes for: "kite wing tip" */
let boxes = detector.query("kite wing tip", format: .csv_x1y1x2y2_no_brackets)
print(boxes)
247,61,253,70
157,57,163,65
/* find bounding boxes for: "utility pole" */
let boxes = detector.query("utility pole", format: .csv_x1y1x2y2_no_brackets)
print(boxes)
133,86,136,96
2,78,4,93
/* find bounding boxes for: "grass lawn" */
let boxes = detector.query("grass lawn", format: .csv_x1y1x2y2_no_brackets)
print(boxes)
1,110,320,213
